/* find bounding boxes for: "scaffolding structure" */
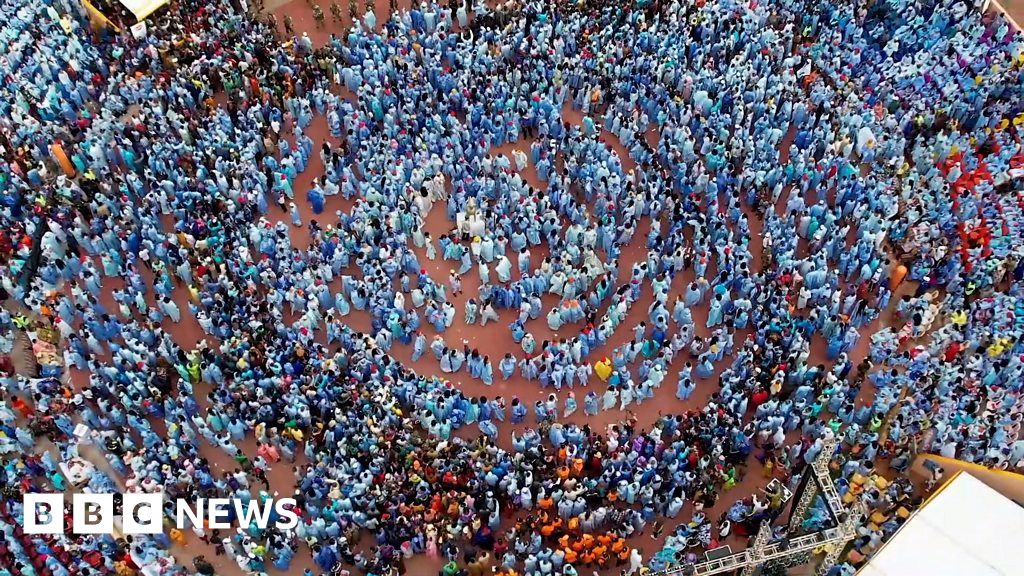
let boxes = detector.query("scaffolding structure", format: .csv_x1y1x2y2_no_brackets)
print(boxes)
655,436,863,576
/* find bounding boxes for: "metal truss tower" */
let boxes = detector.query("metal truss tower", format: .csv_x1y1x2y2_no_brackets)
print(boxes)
654,436,864,576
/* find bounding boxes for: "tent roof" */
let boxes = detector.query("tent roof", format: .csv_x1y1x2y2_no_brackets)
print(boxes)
858,471,1024,576
118,0,168,21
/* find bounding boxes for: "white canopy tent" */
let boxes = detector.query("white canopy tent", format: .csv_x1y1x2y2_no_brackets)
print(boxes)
118,0,169,21
858,471,1024,576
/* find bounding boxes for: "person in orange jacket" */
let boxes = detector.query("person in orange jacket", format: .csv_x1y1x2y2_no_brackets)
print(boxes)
11,395,33,419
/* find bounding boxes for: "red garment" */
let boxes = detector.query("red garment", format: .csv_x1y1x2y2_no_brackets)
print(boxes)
856,281,870,301
751,389,770,409
944,342,963,363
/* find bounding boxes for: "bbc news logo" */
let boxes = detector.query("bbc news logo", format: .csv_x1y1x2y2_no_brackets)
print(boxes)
23,493,299,534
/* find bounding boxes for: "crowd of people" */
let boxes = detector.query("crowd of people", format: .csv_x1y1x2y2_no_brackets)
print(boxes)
1,0,1024,575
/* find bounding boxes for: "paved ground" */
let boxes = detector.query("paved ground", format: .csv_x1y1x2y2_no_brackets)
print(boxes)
990,0,1024,29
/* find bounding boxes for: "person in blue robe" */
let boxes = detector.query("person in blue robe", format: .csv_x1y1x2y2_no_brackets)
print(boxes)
307,183,325,214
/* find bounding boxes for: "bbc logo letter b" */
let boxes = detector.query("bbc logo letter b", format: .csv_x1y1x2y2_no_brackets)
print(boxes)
72,494,115,534
24,493,64,534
